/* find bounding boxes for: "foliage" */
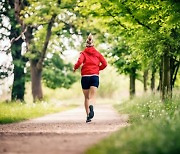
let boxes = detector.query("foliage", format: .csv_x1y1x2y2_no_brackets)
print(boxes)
1,0,180,100
77,0,180,88
86,93,180,154
43,53,77,89
0,0,12,80
0,64,12,79
106,39,140,76
22,0,83,60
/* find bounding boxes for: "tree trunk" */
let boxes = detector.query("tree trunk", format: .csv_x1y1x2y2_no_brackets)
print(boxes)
161,51,172,101
9,1,26,101
11,39,26,101
130,68,136,98
172,63,179,88
143,69,148,92
151,68,156,93
30,60,43,102
157,59,163,92
170,57,179,89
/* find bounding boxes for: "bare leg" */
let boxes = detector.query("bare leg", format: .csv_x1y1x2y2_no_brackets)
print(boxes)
82,89,90,115
82,86,97,116
89,86,97,105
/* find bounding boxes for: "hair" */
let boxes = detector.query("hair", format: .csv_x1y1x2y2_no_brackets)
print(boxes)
86,33,94,47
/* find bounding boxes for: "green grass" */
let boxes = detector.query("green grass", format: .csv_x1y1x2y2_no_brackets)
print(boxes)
86,92,180,154
0,101,76,124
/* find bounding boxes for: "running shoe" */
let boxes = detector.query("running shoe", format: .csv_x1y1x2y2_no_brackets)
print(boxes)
86,116,91,123
89,105,94,119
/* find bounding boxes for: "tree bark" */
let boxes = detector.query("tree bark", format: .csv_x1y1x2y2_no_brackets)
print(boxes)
30,60,43,102
151,68,156,93
143,69,148,92
157,58,163,92
162,51,172,101
11,39,26,101
37,14,56,70
130,68,136,98
170,57,180,89
172,63,179,88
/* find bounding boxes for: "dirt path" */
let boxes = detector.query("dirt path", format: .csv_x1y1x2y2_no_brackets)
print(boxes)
0,104,128,154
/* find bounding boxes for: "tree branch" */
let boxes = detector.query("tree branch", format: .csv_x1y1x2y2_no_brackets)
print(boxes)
14,0,24,27
10,26,27,43
124,6,151,30
37,14,56,70
101,3,127,30
0,27,27,53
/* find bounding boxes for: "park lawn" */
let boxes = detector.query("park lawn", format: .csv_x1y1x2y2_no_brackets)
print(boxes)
86,93,180,154
0,101,76,124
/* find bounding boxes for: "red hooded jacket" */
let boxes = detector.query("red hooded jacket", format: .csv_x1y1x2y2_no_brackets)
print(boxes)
74,47,107,76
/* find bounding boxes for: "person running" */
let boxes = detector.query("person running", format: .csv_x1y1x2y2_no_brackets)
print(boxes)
74,33,107,123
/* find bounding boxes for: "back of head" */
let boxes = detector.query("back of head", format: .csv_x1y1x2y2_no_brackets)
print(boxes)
86,33,94,47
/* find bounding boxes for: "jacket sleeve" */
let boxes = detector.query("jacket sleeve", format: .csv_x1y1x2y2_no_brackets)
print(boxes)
74,52,85,70
99,54,107,70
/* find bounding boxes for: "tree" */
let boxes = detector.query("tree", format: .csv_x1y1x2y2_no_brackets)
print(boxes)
105,39,140,98
0,0,27,101
77,0,180,101
12,0,80,101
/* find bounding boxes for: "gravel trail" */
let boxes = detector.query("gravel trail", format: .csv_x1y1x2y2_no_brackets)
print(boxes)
0,104,128,154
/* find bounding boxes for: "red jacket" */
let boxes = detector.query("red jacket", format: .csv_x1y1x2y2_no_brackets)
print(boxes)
74,47,107,76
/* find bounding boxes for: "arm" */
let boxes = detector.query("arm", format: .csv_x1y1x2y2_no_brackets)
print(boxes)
74,52,85,71
99,54,107,70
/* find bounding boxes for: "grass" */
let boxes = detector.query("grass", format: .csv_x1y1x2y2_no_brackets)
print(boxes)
86,92,180,154
0,81,79,124
0,101,76,124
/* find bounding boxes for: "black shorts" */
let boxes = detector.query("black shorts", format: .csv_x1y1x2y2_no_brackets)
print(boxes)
81,76,99,89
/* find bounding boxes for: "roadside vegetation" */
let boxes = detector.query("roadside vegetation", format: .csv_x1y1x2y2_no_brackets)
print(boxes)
0,83,78,124
0,101,76,124
86,92,180,154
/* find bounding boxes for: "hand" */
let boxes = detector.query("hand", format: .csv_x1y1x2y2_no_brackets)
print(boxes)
73,68,76,72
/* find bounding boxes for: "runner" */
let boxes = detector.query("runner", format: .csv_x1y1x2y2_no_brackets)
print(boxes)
74,33,107,122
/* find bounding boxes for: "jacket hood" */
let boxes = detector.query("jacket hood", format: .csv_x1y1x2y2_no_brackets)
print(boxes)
84,47,99,56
